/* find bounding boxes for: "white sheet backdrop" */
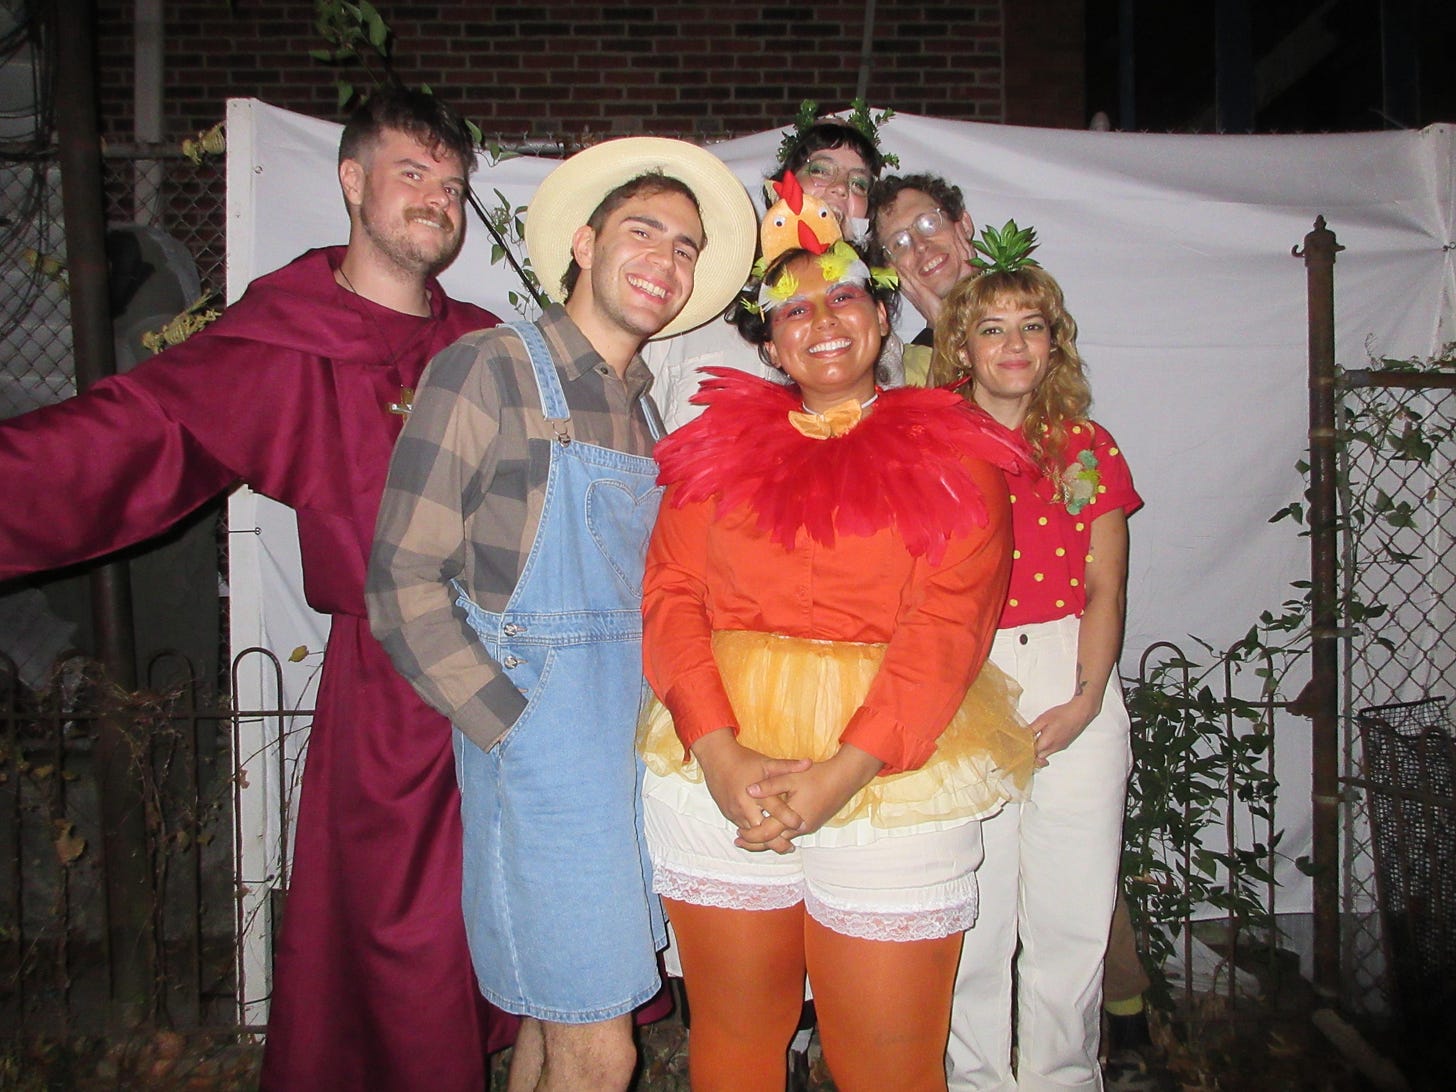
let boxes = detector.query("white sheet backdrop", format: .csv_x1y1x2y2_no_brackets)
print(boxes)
224,98,1455,1020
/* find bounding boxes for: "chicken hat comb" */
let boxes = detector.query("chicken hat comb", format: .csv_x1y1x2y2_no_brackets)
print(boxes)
752,175,899,314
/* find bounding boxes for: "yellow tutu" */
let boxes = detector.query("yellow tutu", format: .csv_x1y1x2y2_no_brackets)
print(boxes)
638,630,1035,830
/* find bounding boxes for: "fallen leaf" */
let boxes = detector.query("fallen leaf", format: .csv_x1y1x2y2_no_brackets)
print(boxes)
53,819,86,865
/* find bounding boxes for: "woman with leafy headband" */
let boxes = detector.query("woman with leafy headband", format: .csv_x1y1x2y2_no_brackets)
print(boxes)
636,211,1035,1090
931,233,1142,1092
645,100,907,432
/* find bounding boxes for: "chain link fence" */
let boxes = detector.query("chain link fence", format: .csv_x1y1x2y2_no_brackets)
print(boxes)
0,145,224,423
1337,368,1456,1018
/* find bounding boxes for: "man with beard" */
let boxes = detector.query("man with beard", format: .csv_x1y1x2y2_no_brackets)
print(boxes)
368,138,755,1091
0,90,508,1090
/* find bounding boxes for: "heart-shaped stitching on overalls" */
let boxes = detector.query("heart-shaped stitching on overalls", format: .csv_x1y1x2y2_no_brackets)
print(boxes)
585,479,663,597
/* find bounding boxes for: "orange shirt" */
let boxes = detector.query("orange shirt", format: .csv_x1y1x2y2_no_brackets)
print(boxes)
643,454,1012,776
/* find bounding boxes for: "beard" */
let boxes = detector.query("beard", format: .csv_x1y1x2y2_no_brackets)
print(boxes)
359,187,463,278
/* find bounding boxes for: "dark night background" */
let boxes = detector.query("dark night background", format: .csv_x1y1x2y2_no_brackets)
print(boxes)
1085,0,1454,133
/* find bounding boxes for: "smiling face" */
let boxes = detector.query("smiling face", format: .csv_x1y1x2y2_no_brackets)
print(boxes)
961,296,1054,427
571,187,704,345
343,127,467,277
795,145,873,226
764,254,888,412
875,187,976,307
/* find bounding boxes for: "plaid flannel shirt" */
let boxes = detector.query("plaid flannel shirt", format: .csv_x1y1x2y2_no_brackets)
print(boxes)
367,305,657,752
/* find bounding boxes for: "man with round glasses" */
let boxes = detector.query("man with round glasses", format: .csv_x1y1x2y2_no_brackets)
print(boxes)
870,173,978,385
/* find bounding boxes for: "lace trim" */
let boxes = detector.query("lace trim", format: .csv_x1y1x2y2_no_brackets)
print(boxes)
653,862,805,912
803,888,979,942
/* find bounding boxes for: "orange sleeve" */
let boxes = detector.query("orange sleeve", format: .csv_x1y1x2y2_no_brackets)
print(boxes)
641,486,740,757
840,458,1014,775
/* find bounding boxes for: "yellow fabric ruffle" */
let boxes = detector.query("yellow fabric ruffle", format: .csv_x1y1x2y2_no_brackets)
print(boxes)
639,630,1035,830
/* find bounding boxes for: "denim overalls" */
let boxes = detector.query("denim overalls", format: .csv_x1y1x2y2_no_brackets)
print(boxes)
453,321,666,1022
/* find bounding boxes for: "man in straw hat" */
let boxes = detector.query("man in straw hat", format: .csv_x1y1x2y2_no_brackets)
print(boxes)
367,137,755,1090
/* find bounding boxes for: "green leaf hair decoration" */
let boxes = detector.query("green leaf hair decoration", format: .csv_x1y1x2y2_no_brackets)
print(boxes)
776,98,900,169
970,220,1042,273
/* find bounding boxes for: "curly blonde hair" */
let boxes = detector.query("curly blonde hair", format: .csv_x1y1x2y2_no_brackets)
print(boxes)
930,267,1091,475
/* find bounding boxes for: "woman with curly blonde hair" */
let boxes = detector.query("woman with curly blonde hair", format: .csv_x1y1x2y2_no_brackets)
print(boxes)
931,266,1091,479
932,261,1143,1092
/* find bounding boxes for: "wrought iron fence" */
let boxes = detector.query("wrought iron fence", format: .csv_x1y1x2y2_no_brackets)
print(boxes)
1336,367,1456,1019
1123,640,1284,1034
0,650,236,1035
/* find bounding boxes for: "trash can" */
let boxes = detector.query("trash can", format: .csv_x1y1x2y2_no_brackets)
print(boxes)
1355,696,1456,1062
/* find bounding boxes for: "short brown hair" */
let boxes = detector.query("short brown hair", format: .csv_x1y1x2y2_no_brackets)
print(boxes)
338,88,476,177
560,172,703,298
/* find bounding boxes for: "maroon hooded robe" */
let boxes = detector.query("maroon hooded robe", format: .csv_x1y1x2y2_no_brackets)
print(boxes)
0,247,516,1090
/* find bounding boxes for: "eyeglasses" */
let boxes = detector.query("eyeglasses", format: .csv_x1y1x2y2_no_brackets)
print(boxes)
883,208,949,258
797,158,873,198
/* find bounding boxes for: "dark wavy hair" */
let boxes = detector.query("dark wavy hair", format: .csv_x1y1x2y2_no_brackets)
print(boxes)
776,120,884,181
932,266,1091,474
338,88,476,177
730,243,899,367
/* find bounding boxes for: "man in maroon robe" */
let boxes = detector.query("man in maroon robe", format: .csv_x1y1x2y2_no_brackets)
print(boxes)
0,90,509,1091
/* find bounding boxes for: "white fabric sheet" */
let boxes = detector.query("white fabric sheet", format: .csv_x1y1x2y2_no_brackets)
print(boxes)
225,98,1454,980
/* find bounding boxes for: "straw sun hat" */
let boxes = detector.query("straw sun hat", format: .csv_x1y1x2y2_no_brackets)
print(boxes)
525,137,756,340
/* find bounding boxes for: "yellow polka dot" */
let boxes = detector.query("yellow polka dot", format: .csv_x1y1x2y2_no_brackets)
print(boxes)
1009,494,1017,503
1034,572,1045,582
1038,516,1049,526
1012,549,1022,560
1085,553,1094,563
1055,547,1066,557
1097,484,1107,493
1008,598,1019,607
1071,425,1082,434
1055,599,1065,609
1075,522,1085,532
1070,578,1080,587
1109,447,1119,456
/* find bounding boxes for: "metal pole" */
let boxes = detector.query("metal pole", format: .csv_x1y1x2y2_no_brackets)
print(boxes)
53,0,153,1025
1294,215,1344,996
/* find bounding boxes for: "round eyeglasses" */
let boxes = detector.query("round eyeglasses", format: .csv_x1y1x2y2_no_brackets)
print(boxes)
797,158,873,198
883,208,949,258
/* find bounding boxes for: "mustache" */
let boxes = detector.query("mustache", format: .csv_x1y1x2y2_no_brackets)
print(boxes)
405,206,453,231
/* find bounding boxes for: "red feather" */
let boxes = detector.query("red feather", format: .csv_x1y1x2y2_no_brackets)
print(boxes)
655,369,1035,565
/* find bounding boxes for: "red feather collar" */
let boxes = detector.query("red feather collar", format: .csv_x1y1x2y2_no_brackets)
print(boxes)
655,368,1032,564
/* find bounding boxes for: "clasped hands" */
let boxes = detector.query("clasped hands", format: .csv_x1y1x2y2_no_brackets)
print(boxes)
689,728,884,855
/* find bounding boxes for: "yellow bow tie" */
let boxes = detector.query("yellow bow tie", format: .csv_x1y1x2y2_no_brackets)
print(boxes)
788,398,865,440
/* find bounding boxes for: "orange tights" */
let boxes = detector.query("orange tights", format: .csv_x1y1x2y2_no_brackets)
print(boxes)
664,898,961,1092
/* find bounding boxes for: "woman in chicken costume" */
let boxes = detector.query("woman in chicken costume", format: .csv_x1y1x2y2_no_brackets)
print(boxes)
637,196,1036,1090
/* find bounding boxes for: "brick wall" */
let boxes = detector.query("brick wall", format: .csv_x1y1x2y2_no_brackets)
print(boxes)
98,1,1086,144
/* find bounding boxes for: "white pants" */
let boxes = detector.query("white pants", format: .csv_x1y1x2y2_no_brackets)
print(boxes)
947,616,1132,1092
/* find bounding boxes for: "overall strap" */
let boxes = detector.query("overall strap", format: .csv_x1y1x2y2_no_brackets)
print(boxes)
504,321,571,436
